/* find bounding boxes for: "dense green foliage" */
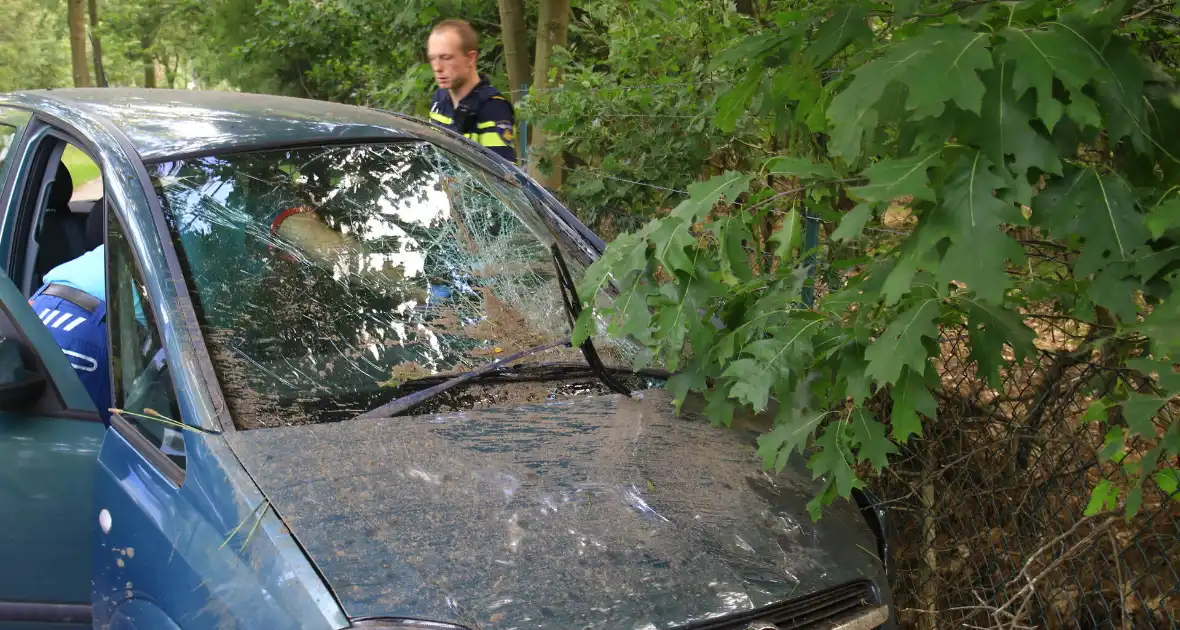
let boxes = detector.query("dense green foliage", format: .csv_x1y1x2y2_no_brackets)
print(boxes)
238,0,508,114
0,0,283,92
0,0,76,92
520,1,755,233
572,0,1180,519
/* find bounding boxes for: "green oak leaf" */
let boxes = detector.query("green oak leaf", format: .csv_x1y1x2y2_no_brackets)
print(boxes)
892,0,921,19
1133,246,1180,283
975,66,1063,197
891,365,935,441
654,280,711,371
764,156,840,180
1087,266,1140,323
881,227,944,306
998,27,1076,132
1146,197,1180,239
769,210,802,261
864,299,940,386
806,481,839,522
1163,421,1180,453
723,358,775,411
1082,399,1108,424
648,219,697,275
963,299,1037,388
1084,479,1119,516
1100,427,1128,463
572,310,598,348
1125,485,1144,520
827,26,991,158
1076,29,1150,153
1032,169,1150,277
804,1,871,69
849,407,897,470
576,231,649,309
1121,394,1165,438
940,152,1018,237
831,203,874,242
666,371,707,409
836,349,873,406
1126,357,1180,391
938,233,1025,304
930,151,1027,302
610,277,656,344
895,25,993,119
714,69,762,133
1137,283,1180,357
1156,468,1179,499
1123,445,1162,484
1066,91,1104,130
711,216,756,282
703,387,735,428
808,424,861,509
671,171,752,224
1001,25,1100,95
998,24,1112,138
852,153,940,203
711,32,782,69
756,407,829,471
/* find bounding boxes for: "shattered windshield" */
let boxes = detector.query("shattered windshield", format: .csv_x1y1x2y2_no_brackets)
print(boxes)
149,142,635,428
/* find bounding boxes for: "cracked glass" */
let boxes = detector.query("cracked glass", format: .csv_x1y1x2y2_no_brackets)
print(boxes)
149,142,638,428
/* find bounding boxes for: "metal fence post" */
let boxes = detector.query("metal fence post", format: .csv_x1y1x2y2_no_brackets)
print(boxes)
801,211,819,307
518,83,529,167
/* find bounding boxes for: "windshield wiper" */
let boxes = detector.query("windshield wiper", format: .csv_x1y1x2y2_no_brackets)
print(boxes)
371,361,670,393
354,246,631,421
550,243,632,397
354,338,572,420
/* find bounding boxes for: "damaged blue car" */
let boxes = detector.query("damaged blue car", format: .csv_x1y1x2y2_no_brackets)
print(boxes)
0,88,894,630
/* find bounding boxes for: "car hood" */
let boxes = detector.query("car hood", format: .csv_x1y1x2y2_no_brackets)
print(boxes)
226,388,884,629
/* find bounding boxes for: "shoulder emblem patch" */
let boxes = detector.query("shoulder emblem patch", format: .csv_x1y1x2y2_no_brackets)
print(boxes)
496,121,515,143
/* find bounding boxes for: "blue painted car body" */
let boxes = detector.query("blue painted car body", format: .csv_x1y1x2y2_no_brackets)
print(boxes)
0,89,894,630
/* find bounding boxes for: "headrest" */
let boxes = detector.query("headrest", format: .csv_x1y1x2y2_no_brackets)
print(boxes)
46,162,73,211
85,199,105,249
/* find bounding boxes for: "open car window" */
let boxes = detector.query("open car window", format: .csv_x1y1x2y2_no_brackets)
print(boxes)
150,142,637,428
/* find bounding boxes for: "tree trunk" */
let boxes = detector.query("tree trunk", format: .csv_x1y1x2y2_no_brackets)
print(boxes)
528,0,570,190
497,0,529,104
140,32,156,88
68,0,91,87
88,0,106,87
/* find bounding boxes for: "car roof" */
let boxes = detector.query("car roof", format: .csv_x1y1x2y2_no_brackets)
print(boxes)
0,88,428,161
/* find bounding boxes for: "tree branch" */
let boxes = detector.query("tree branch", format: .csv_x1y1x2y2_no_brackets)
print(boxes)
1123,1,1173,22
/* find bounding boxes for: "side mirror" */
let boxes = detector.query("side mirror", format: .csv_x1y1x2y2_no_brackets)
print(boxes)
0,336,46,410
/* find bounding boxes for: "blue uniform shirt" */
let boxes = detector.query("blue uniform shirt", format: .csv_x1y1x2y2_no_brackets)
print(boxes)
42,244,145,324
43,245,106,301
429,75,517,163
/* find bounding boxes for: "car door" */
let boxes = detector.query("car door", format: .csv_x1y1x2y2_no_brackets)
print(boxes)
0,110,106,629
0,267,103,629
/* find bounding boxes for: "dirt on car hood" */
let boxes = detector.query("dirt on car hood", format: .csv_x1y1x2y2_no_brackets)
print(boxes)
226,388,886,629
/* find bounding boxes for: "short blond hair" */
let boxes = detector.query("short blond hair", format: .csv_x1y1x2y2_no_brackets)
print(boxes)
432,19,479,54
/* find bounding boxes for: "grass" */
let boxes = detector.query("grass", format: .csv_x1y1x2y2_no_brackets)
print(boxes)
62,144,100,192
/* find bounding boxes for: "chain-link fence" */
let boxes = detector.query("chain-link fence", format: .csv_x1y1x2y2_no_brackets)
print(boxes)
871,331,1179,629
814,236,1180,629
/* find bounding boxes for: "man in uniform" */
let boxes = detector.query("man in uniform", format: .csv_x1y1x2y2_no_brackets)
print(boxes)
30,244,111,420
426,19,517,164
